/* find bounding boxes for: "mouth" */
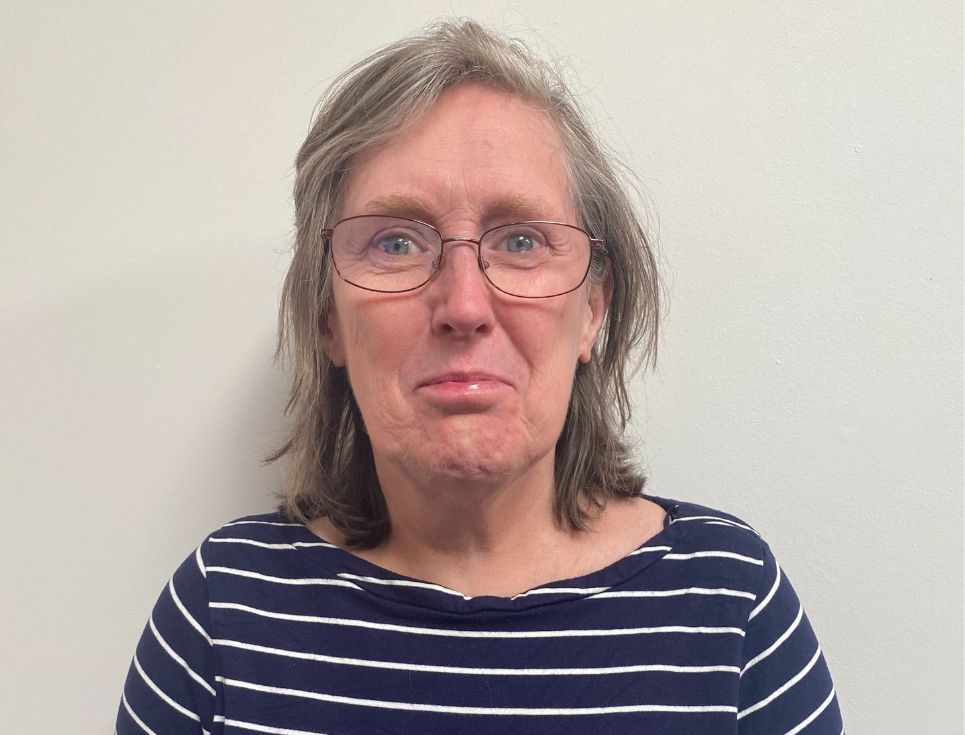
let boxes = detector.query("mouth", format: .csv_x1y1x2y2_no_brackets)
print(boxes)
420,371,511,388
416,371,513,406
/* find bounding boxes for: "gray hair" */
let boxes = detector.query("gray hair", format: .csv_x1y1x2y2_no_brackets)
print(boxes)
267,19,660,546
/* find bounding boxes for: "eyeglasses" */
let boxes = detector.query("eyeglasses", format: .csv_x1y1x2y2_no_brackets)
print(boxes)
322,215,606,298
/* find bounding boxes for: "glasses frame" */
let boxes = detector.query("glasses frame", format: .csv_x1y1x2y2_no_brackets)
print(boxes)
321,215,607,299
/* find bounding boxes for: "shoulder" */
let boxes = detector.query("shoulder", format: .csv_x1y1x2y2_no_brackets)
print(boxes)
641,495,787,609
193,510,308,563
201,510,300,542
205,511,296,539
654,495,761,531
650,494,767,559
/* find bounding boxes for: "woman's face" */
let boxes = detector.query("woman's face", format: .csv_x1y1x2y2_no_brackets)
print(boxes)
323,84,609,489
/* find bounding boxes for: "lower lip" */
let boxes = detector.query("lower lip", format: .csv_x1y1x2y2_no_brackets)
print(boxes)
419,380,509,403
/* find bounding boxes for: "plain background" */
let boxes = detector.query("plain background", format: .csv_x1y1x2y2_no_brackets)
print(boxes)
1,1,962,732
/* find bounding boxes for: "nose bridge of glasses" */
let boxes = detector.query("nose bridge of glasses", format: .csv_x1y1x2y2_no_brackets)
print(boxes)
441,236,482,247
437,236,485,269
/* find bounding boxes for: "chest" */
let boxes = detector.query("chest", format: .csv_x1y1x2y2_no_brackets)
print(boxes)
208,590,749,734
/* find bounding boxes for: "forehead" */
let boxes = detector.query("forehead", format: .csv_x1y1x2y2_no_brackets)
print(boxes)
340,84,575,223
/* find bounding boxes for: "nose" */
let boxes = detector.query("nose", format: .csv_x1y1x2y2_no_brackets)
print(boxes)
428,239,496,337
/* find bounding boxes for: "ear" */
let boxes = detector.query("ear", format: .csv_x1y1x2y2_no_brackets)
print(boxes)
319,305,346,367
578,271,612,363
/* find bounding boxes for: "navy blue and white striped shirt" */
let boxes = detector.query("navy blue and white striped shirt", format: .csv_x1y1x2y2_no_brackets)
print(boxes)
116,496,844,734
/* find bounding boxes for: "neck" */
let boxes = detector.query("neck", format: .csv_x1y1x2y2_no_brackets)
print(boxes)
307,455,666,598
368,451,574,596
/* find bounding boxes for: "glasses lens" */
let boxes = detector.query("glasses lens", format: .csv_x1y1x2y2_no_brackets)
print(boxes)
479,222,592,297
331,216,440,292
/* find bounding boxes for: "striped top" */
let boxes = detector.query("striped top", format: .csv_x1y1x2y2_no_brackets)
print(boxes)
116,496,844,734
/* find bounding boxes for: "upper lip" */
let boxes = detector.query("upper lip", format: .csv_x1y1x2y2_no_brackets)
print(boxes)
419,371,511,387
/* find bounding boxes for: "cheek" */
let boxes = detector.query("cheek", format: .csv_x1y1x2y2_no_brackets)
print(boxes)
337,294,397,368
338,305,421,430
511,306,585,420
343,317,391,392
515,299,587,374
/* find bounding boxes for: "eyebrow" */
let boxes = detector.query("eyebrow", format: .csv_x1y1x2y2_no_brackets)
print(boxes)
360,193,565,225
361,194,436,221
485,194,562,223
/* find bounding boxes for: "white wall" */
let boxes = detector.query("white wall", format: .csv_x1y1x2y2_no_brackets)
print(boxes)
2,1,961,732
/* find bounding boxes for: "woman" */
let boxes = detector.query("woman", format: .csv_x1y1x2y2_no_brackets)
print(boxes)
116,21,843,734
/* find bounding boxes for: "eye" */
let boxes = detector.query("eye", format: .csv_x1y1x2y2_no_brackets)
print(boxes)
375,234,417,256
504,233,535,253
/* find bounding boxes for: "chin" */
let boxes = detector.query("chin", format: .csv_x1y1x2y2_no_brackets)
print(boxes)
396,425,525,486
374,412,555,487
427,457,501,484
428,436,553,491
416,438,512,482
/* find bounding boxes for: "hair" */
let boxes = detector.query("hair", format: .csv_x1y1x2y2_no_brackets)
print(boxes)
267,19,661,546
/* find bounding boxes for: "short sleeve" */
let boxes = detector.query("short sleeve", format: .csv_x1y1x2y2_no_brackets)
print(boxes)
737,542,845,734
115,542,218,734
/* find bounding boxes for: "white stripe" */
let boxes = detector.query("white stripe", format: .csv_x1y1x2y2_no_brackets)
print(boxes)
331,580,615,600
629,545,673,555
219,718,330,735
133,652,201,723
336,572,470,598
222,520,304,528
149,616,217,696
168,578,212,646
593,587,756,601
211,601,745,639
207,566,363,589
737,646,823,719
749,561,782,621
511,585,610,598
628,547,763,566
337,580,611,600
663,551,763,566
742,603,803,675
195,546,207,578
336,578,752,601
223,677,736,715
784,687,837,735
209,537,336,550
214,637,741,676
671,516,759,534
121,691,157,735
